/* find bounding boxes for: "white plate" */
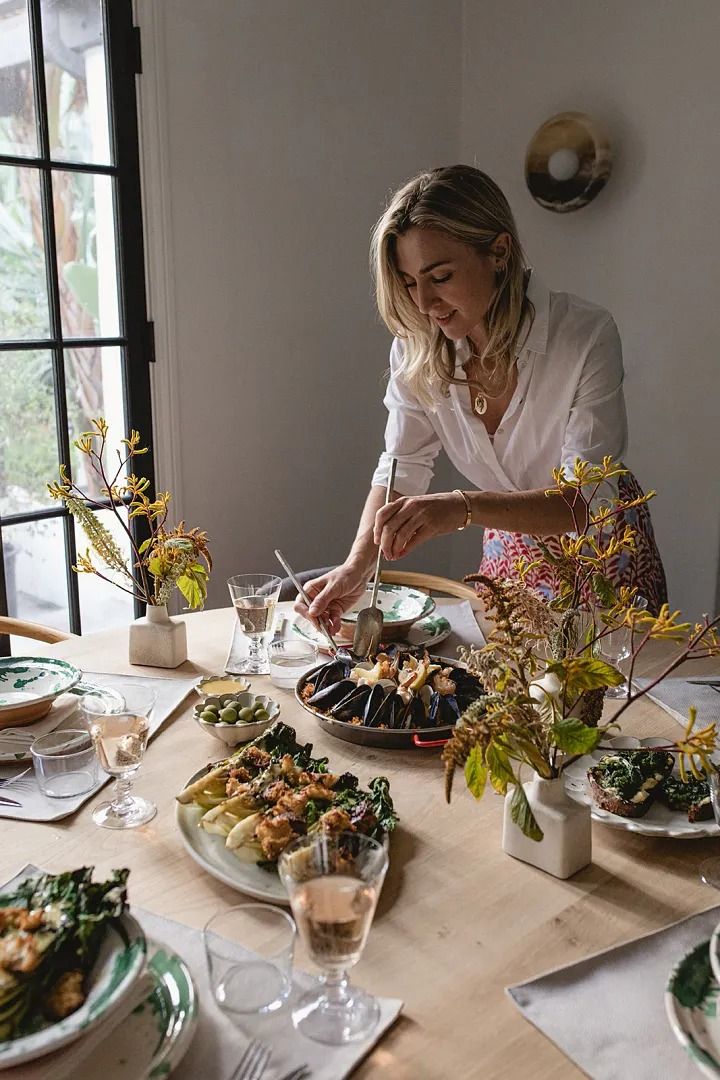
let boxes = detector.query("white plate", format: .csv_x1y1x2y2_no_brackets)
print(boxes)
563,737,720,839
77,942,197,1079
293,612,452,653
176,765,290,904
0,684,125,764
0,911,147,1069
340,583,435,628
0,657,81,711
666,938,720,1077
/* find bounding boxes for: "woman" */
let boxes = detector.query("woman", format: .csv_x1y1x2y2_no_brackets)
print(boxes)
298,165,666,631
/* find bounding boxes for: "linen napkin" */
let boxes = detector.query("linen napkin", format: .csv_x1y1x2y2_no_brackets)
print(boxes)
508,903,720,1080
632,676,720,730
0,671,196,822
4,865,402,1080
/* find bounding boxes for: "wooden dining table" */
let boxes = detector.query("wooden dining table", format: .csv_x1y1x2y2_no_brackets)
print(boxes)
3,601,720,1079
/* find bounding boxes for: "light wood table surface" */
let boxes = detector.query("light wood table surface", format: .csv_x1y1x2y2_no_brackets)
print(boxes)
3,603,720,1080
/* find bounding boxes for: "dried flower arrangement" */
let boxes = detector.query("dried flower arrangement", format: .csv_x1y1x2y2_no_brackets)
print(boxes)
48,418,211,610
442,458,720,840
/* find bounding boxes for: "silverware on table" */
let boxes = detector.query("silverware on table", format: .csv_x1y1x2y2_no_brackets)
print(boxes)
274,549,340,656
271,616,288,644
686,676,720,686
277,1067,311,1080
0,767,31,788
229,1038,271,1080
0,796,21,807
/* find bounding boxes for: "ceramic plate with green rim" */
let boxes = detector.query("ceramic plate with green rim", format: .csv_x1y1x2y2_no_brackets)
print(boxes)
0,657,82,727
0,912,147,1069
293,612,452,653
76,944,198,1079
339,583,435,639
666,938,720,1077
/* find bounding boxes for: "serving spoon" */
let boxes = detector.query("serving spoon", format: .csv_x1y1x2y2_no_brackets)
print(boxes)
353,457,397,659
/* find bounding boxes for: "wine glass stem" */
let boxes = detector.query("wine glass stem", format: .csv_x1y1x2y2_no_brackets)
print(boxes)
111,776,134,815
248,636,266,664
322,970,351,1006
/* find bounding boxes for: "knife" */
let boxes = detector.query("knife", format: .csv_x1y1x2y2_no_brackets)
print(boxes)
271,616,287,644
686,676,720,686
0,796,21,807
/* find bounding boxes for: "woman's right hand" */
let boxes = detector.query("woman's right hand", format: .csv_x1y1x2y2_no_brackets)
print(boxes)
293,562,370,636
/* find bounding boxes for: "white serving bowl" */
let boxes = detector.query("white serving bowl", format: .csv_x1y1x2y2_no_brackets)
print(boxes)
193,691,280,746
339,583,435,642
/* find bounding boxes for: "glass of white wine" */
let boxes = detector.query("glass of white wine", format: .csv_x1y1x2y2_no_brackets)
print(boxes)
82,686,157,830
227,573,282,675
278,831,388,1045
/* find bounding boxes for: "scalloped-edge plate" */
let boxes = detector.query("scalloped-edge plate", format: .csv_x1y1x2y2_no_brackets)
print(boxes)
293,612,452,653
666,938,720,1077
563,736,720,839
76,942,198,1079
0,911,147,1069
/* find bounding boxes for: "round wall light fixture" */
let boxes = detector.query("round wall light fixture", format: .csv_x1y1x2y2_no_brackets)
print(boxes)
525,111,612,213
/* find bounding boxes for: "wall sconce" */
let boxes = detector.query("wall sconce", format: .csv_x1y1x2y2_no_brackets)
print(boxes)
525,111,612,212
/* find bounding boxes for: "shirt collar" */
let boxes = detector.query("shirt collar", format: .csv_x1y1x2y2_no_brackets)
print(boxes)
453,269,550,368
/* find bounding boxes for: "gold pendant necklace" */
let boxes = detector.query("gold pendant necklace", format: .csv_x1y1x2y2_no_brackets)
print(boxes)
473,392,488,416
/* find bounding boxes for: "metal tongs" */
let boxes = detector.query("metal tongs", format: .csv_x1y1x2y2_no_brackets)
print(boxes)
274,549,341,656
352,457,397,659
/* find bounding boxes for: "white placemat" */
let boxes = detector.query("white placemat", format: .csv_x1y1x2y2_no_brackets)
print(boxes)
0,672,196,822
508,903,720,1080
633,676,720,730
226,599,485,674
4,865,402,1080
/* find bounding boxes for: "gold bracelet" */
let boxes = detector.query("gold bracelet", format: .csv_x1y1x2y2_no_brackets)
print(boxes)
453,489,472,531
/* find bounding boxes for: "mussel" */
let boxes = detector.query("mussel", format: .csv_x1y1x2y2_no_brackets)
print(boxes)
367,690,405,729
331,685,372,722
309,657,352,694
362,684,388,726
428,691,460,727
306,678,356,710
401,696,427,730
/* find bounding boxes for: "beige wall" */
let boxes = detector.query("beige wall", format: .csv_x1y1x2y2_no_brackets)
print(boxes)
138,0,719,618
460,0,720,617
138,0,466,609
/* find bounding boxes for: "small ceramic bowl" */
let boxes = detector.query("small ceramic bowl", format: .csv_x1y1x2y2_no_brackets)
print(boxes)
193,674,250,698
339,583,435,643
193,691,280,746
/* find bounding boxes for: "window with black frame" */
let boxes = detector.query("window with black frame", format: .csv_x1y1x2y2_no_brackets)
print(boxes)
0,0,154,650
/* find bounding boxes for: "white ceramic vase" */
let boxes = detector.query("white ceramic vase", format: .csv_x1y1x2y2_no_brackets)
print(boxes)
128,603,188,668
502,773,591,880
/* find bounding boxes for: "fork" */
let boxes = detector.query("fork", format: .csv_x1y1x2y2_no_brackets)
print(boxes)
0,768,31,788
277,1067,311,1080
229,1039,271,1080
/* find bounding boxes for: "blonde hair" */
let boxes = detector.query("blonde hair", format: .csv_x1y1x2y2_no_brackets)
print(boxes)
370,165,533,407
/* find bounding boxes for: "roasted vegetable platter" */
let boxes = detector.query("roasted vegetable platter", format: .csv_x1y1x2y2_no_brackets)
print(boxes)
175,721,398,903
563,737,720,839
295,648,486,749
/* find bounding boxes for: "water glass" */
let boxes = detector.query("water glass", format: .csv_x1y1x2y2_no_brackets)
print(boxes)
227,573,283,675
269,639,318,689
600,595,648,698
700,767,720,889
31,729,99,798
82,686,157,830
279,831,388,1045
203,904,296,1015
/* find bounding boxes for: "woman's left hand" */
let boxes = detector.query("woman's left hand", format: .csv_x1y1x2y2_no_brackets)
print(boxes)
373,492,467,560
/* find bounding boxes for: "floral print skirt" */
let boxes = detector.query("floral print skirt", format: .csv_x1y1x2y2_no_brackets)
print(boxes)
477,471,668,616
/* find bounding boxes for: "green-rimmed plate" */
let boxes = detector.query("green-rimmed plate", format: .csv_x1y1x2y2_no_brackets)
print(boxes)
0,912,147,1069
293,612,452,653
0,658,82,727
77,944,198,1079
666,938,720,1077
339,583,435,639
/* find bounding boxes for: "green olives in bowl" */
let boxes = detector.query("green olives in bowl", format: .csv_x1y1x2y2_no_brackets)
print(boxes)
193,691,280,745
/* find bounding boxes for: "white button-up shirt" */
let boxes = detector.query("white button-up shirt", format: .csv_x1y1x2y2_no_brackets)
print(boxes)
371,273,628,501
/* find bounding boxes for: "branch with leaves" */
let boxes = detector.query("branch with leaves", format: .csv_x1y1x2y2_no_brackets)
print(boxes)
48,418,212,610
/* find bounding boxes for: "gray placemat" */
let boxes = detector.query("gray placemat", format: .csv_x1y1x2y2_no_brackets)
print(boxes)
0,672,196,822
633,676,720,729
508,903,720,1079
4,865,402,1080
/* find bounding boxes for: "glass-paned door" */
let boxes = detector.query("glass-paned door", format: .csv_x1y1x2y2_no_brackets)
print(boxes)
0,0,154,648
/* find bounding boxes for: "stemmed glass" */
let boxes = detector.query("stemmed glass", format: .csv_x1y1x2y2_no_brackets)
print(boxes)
82,686,157,829
600,595,648,698
278,831,388,1045
227,573,282,675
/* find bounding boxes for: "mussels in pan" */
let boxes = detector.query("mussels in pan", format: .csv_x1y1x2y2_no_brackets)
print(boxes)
300,647,484,732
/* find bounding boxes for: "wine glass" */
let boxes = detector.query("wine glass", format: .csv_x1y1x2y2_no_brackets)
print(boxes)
82,686,157,829
227,573,282,675
278,831,388,1045
600,595,648,698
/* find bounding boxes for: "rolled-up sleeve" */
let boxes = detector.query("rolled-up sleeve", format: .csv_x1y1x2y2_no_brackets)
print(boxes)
371,338,442,495
560,315,628,503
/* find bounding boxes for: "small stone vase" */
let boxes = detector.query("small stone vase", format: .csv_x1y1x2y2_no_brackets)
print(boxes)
502,773,591,879
128,603,187,668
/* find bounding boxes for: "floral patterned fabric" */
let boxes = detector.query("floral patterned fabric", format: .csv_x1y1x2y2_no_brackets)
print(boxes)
477,471,668,616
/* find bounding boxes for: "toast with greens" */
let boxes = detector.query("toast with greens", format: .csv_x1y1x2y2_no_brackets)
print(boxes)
657,775,713,822
587,751,674,818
